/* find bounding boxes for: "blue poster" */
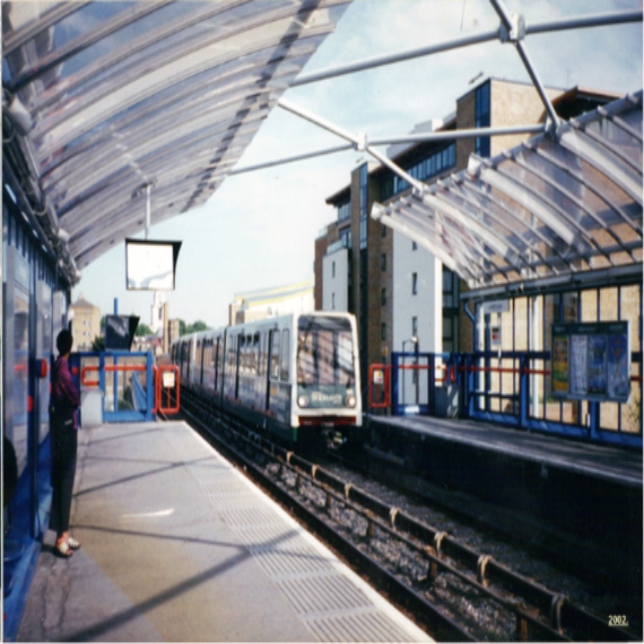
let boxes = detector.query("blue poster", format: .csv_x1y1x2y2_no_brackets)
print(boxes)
587,334,607,396
607,334,630,401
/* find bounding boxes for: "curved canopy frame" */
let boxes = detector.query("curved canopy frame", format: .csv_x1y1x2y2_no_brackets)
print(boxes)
372,91,643,290
2,0,350,278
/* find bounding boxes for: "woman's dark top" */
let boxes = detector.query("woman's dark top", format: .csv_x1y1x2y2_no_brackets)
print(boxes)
51,356,80,429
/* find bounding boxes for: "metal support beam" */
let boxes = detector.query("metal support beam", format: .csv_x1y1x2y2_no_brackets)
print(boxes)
277,98,425,192
489,0,560,128
145,183,151,240
230,144,353,176
291,10,642,87
231,123,545,176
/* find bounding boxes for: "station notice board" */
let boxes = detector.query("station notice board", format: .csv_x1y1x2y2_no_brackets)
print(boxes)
551,322,630,403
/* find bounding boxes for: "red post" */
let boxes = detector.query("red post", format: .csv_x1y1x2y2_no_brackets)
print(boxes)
369,364,391,411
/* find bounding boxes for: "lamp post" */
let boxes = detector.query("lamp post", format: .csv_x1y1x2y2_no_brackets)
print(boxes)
402,336,419,405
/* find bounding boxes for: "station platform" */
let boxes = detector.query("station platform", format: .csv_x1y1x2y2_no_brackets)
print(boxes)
364,413,642,595
16,420,431,643
366,414,642,488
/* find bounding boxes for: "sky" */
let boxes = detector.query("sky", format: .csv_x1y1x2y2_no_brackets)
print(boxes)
72,0,643,329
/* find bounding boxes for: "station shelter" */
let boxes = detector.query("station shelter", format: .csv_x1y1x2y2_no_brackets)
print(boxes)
370,92,642,450
1,1,642,639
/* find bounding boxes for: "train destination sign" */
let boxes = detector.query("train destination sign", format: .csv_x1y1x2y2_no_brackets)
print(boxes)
551,322,630,403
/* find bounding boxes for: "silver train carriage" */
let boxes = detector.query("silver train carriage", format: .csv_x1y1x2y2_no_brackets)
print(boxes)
171,312,362,444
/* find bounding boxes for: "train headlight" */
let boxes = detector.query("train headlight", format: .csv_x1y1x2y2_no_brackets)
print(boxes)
297,395,310,408
345,394,357,408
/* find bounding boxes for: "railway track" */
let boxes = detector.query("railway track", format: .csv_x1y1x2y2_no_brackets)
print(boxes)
169,390,640,642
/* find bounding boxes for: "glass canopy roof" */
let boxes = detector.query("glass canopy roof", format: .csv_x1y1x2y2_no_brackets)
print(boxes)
372,91,643,290
2,1,350,272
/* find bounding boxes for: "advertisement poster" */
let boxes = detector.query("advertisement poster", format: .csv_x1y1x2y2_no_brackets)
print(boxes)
552,336,569,394
551,322,629,403
587,334,608,396
569,335,588,397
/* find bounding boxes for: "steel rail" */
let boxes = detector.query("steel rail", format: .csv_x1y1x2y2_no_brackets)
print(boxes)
175,393,472,641
174,389,640,642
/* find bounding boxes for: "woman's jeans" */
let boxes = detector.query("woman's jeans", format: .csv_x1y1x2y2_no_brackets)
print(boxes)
51,425,77,534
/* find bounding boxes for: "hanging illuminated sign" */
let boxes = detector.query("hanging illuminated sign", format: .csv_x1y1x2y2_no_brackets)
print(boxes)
125,239,182,291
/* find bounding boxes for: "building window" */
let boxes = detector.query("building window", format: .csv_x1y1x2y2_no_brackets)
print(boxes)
442,269,456,308
412,241,417,251
379,142,456,201
412,272,418,295
442,267,460,353
412,316,418,337
381,288,386,306
475,81,491,157
359,163,368,250
332,293,336,310
337,199,351,223
381,323,386,341
381,253,386,271
381,224,387,238
332,261,336,278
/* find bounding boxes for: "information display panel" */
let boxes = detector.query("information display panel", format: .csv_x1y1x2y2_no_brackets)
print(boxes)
125,239,182,291
105,315,140,351
551,322,630,403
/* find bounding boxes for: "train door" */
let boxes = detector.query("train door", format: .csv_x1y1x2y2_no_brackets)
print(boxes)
197,337,203,388
213,336,220,393
235,333,245,400
266,328,280,411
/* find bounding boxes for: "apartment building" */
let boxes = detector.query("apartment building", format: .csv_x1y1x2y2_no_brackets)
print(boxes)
314,78,620,398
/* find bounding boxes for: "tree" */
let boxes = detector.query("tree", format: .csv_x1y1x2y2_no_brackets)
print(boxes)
188,320,209,333
92,336,105,352
135,322,153,337
178,319,211,336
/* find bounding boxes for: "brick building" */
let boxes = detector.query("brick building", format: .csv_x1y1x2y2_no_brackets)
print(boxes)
315,78,620,400
70,293,101,351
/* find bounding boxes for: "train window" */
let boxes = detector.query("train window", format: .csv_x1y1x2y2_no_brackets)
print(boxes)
239,334,248,374
228,334,237,372
297,316,356,386
213,338,220,390
252,333,260,375
258,332,267,377
280,330,290,382
245,334,252,373
270,329,280,380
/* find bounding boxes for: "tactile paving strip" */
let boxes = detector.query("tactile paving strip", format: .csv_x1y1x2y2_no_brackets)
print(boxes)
177,430,430,642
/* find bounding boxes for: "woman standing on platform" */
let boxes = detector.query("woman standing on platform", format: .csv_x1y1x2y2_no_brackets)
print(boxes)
50,329,81,558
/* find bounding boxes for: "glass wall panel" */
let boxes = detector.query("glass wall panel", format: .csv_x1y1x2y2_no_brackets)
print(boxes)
599,287,618,322
621,284,642,434
543,293,562,422
599,287,621,430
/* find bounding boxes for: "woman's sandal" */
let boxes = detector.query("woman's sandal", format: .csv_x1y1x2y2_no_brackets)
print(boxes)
54,541,73,558
67,537,81,550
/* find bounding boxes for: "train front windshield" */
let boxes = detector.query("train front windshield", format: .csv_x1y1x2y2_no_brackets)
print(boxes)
297,316,357,409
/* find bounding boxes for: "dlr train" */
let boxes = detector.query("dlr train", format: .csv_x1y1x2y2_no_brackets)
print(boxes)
171,312,362,445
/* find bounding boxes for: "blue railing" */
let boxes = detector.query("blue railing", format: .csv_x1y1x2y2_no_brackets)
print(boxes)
387,350,642,449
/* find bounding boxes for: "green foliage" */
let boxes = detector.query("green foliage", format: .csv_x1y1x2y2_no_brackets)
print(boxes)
189,320,209,333
135,322,153,337
178,319,210,336
92,336,105,352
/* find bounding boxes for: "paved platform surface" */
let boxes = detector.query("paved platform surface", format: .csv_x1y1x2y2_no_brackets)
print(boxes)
368,415,642,488
17,421,431,642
